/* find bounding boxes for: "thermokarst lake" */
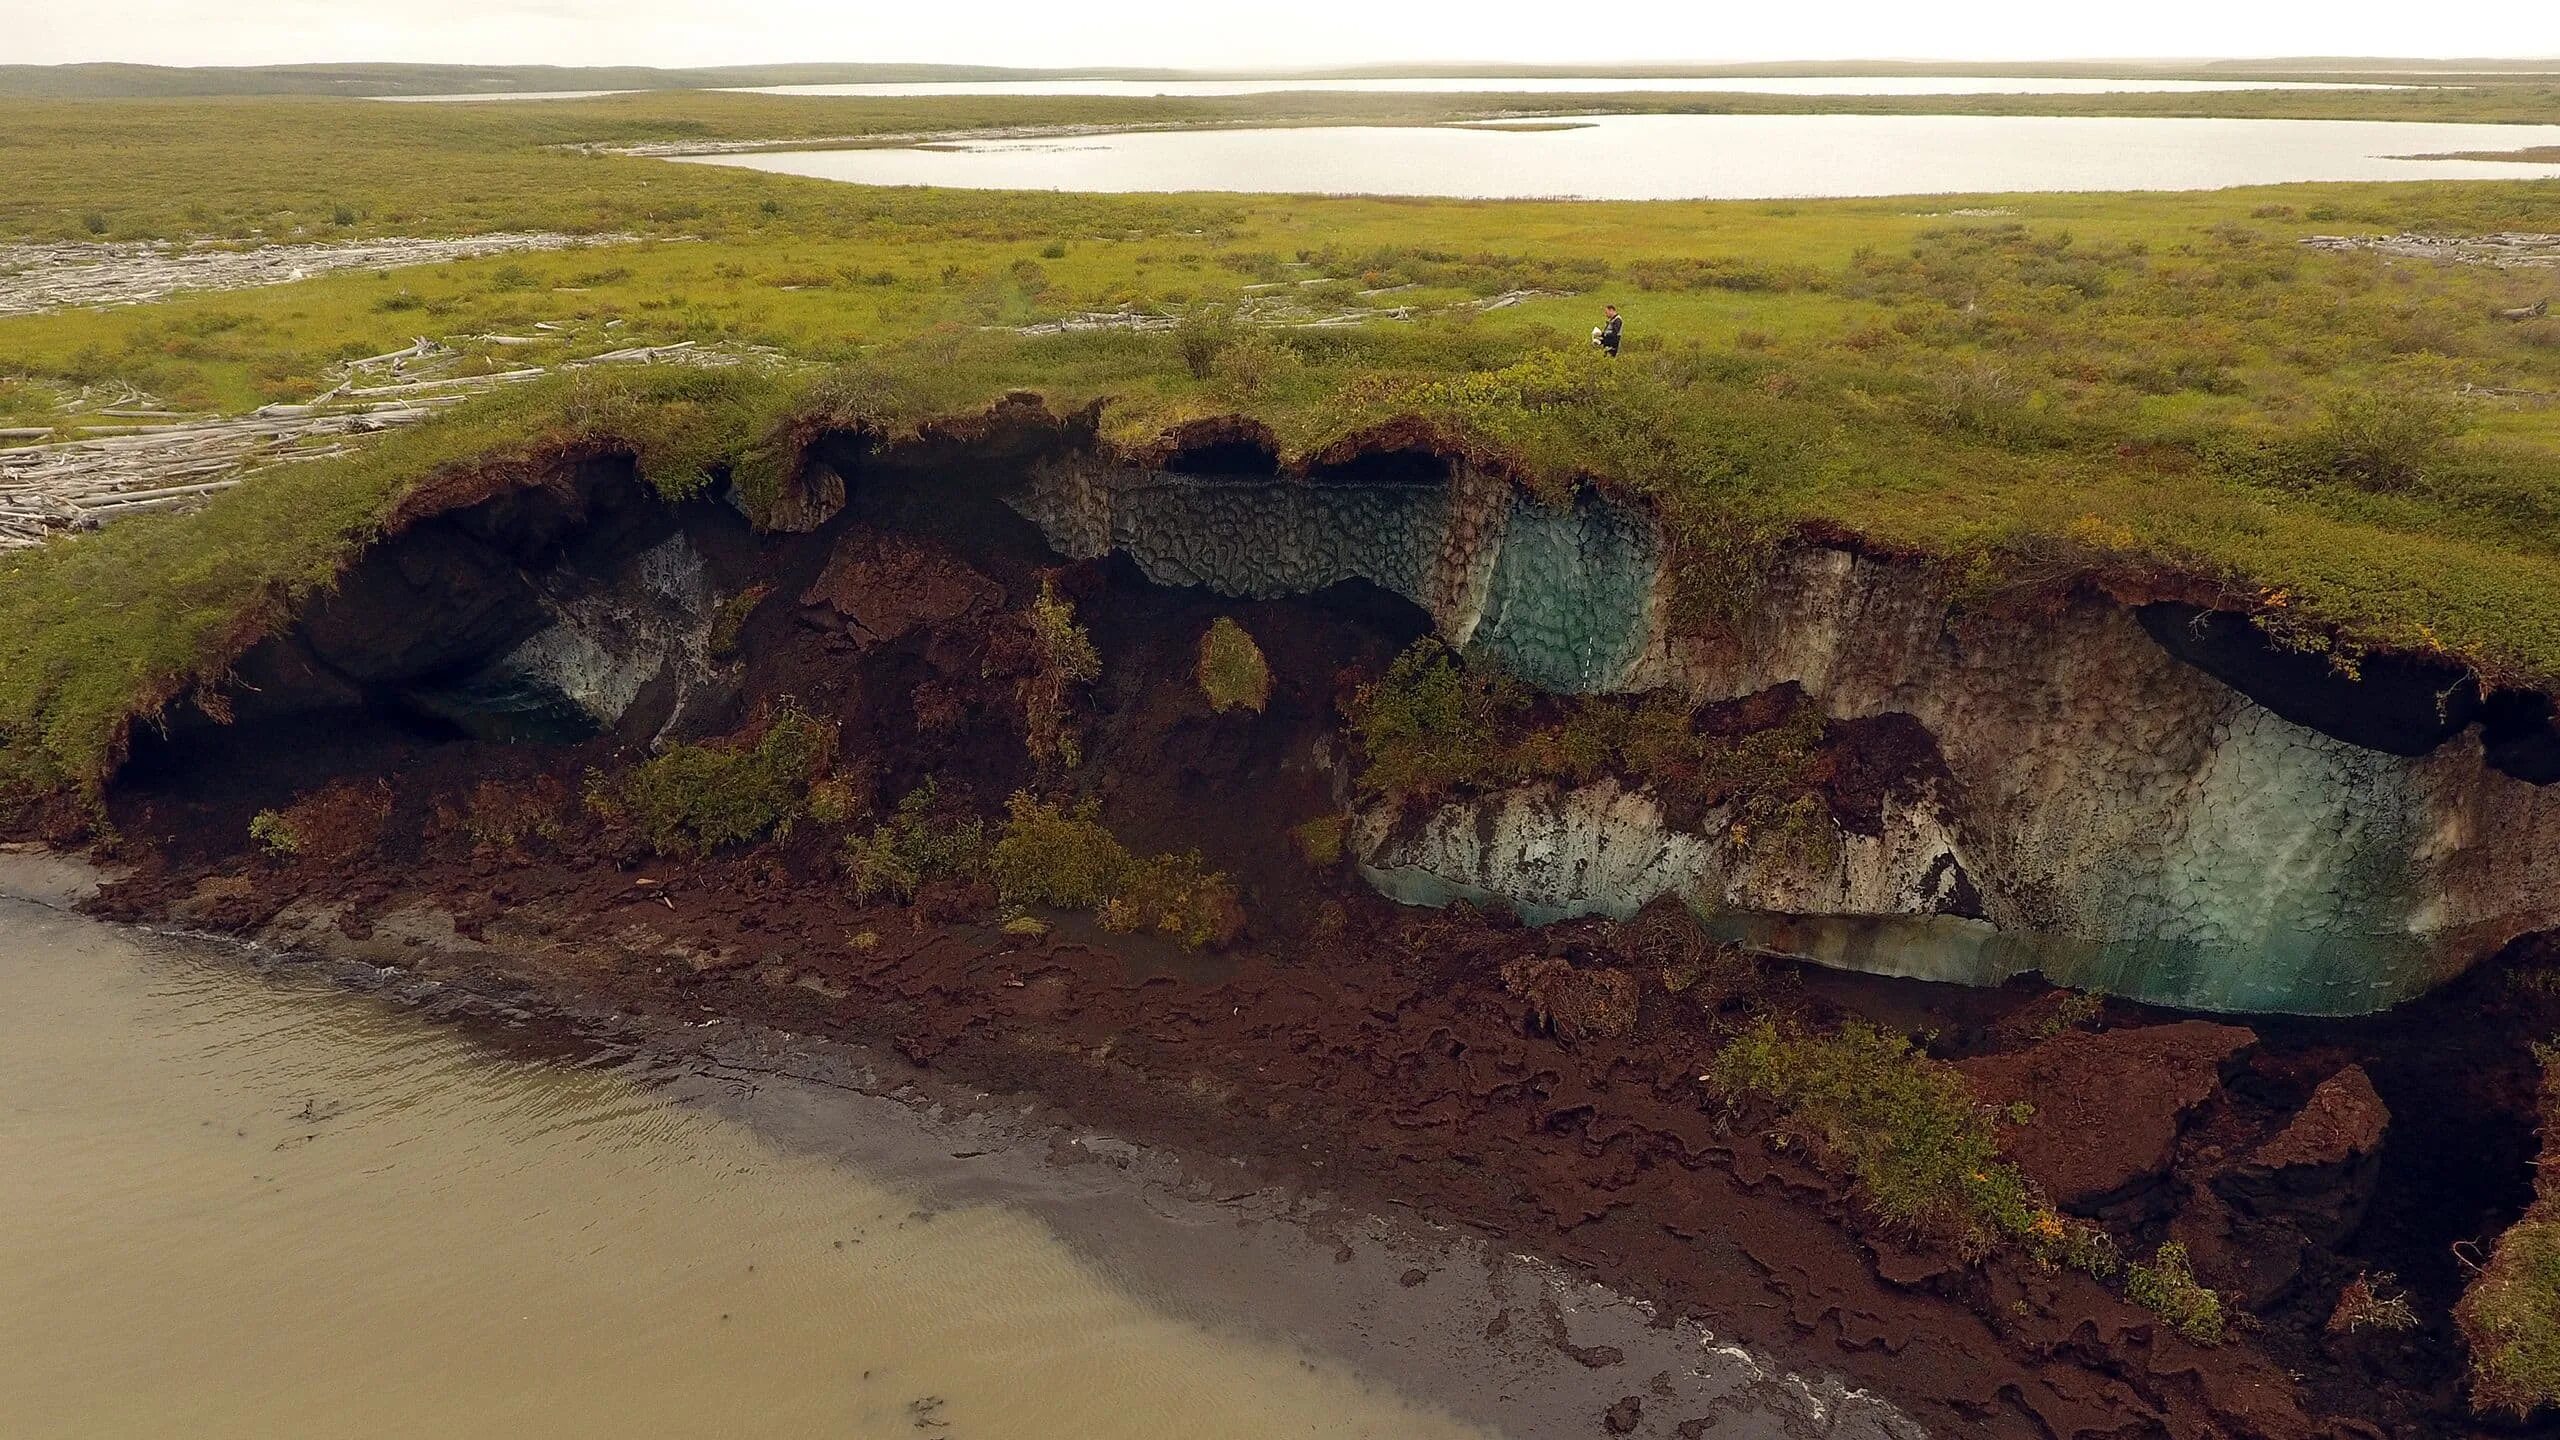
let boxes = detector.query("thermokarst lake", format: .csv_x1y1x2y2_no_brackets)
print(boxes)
680,113,2560,199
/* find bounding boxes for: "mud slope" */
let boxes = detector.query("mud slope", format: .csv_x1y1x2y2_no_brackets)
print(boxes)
46,407,2560,1439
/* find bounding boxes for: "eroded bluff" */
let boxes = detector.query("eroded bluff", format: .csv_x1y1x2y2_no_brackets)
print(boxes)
1011,457,2560,1017
213,442,2557,1018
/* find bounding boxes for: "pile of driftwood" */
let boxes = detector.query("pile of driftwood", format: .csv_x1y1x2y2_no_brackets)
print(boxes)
0,333,772,550
2300,232,2560,267
0,232,641,317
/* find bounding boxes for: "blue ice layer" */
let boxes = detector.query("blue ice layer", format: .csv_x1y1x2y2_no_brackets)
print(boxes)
1007,468,1661,693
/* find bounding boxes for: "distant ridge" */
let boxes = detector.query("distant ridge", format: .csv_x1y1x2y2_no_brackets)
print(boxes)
4,57,2555,100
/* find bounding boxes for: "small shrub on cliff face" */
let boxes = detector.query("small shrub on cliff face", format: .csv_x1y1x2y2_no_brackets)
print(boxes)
805,776,864,829
2127,1243,2227,1346
987,794,1241,948
1197,616,1271,713
1347,640,1528,798
843,781,987,904
707,584,772,662
1712,1019,2107,1275
249,809,300,858
2459,1045,2560,1417
595,710,835,857
989,794,1134,910
1021,581,1101,769
1292,814,1346,867
2329,1273,2420,1336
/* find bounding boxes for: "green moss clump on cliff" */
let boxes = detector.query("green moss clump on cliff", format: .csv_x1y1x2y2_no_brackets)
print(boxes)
2459,1045,2560,1418
1197,616,1271,714
989,794,1241,949
1712,1018,2115,1279
591,708,835,857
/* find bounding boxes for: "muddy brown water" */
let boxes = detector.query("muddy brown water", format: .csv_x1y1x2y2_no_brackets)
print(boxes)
0,883,1916,1439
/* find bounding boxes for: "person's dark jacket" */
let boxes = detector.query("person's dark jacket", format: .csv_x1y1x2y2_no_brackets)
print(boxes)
1599,313,1622,355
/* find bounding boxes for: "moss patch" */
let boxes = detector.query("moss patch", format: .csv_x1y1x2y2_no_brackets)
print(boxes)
842,780,988,904
591,708,835,857
1711,1018,2112,1275
989,793,1241,949
2458,1045,2560,1417
1197,616,1271,714
2127,1242,2228,1346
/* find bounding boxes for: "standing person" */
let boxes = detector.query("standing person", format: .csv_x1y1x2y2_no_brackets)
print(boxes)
1596,304,1623,358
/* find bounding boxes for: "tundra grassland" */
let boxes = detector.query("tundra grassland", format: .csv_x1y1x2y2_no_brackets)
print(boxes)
4,90,2560,803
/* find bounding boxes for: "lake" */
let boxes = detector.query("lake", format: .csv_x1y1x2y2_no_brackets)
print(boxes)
371,75,2414,104
675,112,2560,200
730,76,2410,98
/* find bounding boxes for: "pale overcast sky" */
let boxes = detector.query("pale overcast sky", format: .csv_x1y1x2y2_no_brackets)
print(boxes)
10,0,2558,70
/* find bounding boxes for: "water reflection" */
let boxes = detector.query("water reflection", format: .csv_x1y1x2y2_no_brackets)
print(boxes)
678,112,2560,200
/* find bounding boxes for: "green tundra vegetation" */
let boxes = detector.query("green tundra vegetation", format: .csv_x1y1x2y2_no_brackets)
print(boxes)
3,89,2560,811
2458,1045,2560,1416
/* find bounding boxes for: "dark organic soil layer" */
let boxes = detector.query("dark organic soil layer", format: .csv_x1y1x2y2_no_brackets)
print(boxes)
46,446,2560,1440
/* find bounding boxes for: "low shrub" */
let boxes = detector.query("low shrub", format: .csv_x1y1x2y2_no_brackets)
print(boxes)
988,793,1240,948
989,793,1134,910
1209,332,1303,398
1197,616,1271,713
2317,385,2472,492
1712,1018,2108,1272
1171,304,1240,379
1621,897,1762,1005
1345,639,1528,798
2127,1242,2227,1345
454,776,572,851
594,709,834,857
843,780,988,904
1100,850,1242,949
1021,580,1101,768
1500,957,1640,1040
2458,1044,2560,1416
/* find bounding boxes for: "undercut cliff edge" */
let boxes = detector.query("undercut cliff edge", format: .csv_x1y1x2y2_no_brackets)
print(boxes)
21,397,2560,1438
